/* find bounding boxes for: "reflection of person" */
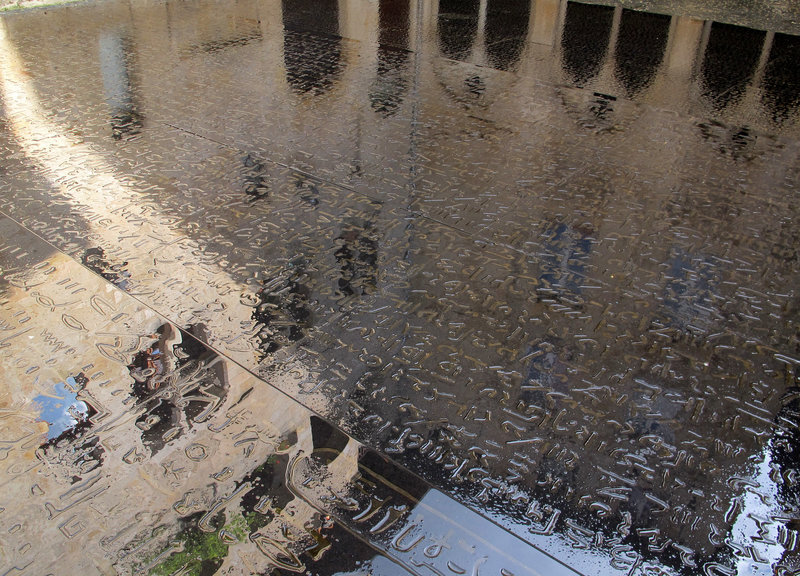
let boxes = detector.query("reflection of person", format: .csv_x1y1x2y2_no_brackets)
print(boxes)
129,341,166,394
126,325,229,455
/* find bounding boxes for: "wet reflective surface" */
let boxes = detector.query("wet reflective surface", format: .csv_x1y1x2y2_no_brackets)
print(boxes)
1,0,800,574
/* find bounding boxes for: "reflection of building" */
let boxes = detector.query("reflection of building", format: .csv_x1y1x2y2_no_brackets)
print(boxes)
1,2,800,576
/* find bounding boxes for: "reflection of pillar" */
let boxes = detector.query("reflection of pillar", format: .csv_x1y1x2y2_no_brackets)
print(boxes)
736,31,774,122
260,0,286,91
338,0,378,83
592,5,622,92
99,33,130,113
607,6,622,58
665,16,704,77
645,16,703,109
516,0,561,85
337,0,378,177
98,31,141,140
339,0,379,47
326,437,361,491
422,0,438,41
470,0,488,65
529,0,560,46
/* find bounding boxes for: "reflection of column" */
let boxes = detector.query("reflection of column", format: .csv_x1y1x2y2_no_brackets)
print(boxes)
470,0,488,65
516,0,561,86
422,0,438,41
260,0,286,91
733,31,773,123
645,15,703,109
98,31,141,140
338,0,378,180
529,0,560,46
665,16,704,77
607,6,622,58
339,0,379,47
592,5,622,93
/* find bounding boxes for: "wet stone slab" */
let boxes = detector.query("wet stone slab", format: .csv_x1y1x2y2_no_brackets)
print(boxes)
0,0,800,574
0,216,579,576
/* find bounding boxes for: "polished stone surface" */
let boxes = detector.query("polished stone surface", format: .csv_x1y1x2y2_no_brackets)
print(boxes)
0,0,799,574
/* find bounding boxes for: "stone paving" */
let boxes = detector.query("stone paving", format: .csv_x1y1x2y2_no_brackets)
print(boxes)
0,0,799,574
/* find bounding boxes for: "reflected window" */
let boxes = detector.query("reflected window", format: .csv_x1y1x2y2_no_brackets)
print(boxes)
485,0,530,71
701,22,765,112
283,0,343,94
761,33,800,124
614,9,669,98
437,0,480,61
561,2,614,87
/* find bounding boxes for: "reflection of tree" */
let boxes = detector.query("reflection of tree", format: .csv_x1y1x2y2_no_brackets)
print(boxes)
128,324,229,456
772,376,800,572
241,154,269,200
660,249,718,333
334,221,379,297
537,221,592,300
252,258,312,357
697,120,759,161
37,372,105,479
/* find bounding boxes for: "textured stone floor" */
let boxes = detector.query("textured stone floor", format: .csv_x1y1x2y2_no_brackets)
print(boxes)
0,0,799,575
